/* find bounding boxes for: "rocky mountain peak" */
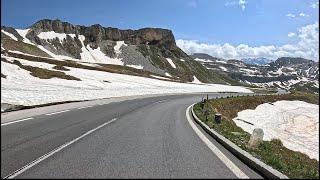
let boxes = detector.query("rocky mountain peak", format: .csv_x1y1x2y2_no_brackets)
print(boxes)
27,19,176,47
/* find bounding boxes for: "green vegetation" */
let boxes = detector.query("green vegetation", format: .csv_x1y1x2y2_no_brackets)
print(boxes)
193,93,319,179
137,44,245,85
290,82,319,94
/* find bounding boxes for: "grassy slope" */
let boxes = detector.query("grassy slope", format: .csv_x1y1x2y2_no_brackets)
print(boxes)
1,32,51,58
194,92,319,179
3,51,183,82
137,44,245,85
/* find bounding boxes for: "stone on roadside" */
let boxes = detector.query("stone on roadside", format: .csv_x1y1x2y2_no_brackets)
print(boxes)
247,128,264,149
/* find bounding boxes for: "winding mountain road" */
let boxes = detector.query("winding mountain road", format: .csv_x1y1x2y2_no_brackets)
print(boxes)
1,93,263,178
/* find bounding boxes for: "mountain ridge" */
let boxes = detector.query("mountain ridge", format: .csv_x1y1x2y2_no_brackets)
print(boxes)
1,19,241,85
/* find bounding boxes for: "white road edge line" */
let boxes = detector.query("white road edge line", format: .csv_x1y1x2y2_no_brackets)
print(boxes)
4,118,117,179
45,109,70,116
186,105,249,179
1,118,34,126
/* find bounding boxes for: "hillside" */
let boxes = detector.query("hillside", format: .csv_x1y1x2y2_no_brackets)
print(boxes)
1,19,239,85
1,19,253,111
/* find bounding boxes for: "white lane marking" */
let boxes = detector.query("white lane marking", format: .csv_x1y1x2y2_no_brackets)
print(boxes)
45,110,70,116
186,105,249,178
4,118,117,179
79,105,94,108
1,118,34,126
77,106,89,110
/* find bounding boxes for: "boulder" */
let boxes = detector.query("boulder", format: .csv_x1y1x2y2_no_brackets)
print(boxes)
247,128,264,149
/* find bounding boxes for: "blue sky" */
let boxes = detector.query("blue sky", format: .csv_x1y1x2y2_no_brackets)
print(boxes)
1,0,319,60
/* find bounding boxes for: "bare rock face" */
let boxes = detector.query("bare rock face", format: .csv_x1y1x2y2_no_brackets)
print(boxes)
247,128,264,149
26,19,176,48
24,19,178,60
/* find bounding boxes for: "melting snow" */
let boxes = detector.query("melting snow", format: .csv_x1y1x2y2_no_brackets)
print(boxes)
192,76,202,84
233,101,319,160
150,75,171,80
194,58,211,62
16,29,34,45
219,66,228,71
114,41,127,55
166,58,176,69
165,72,172,77
126,64,144,69
78,36,124,65
2,30,18,41
2,57,252,108
37,31,76,43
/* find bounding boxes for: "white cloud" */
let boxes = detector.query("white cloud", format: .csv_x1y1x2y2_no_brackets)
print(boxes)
239,0,247,11
299,12,309,17
288,32,296,37
225,0,247,11
176,22,319,61
286,13,295,18
311,1,319,8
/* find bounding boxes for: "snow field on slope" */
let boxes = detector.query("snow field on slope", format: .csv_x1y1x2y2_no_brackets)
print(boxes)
1,58,252,106
1,30,18,41
233,101,319,160
15,29,127,65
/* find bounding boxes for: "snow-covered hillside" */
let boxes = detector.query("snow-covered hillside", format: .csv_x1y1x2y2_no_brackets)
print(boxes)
233,100,319,161
192,53,319,93
1,54,252,107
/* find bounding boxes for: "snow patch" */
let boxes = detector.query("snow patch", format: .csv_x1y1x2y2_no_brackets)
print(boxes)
78,36,124,65
194,58,211,62
126,64,144,69
233,100,319,160
165,72,172,77
192,76,202,84
16,29,34,45
219,66,228,71
166,58,176,69
114,41,127,55
150,75,171,80
37,31,76,43
1,30,18,41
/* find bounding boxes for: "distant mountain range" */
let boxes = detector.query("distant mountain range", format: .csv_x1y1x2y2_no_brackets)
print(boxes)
241,57,273,65
191,53,319,93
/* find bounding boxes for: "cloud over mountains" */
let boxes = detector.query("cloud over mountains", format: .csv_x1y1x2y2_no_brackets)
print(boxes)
177,22,319,61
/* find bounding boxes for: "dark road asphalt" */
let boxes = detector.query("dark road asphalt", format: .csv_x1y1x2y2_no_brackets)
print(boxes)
1,93,262,178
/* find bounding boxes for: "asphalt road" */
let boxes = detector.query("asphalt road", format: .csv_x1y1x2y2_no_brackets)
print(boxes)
1,93,263,178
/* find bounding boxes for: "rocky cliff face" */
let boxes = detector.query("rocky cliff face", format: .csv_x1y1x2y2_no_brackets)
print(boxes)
23,19,177,59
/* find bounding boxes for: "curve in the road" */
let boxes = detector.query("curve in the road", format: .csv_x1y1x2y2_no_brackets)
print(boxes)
1,93,262,178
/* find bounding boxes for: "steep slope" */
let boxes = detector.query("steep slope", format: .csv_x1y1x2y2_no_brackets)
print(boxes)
1,19,236,84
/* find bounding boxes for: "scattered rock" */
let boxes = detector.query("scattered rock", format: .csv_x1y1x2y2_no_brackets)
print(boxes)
247,128,264,149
